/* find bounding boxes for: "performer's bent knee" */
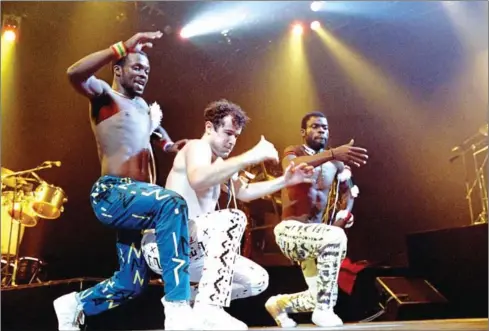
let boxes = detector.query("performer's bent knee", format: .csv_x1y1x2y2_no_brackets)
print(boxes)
115,282,147,299
249,267,269,296
326,226,347,245
154,190,188,220
165,190,188,208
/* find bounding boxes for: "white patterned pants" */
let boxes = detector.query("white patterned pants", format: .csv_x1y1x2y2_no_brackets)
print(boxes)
189,209,269,307
273,220,347,313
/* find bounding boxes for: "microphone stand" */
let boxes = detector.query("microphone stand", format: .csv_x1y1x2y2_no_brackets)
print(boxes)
1,163,57,180
450,130,488,225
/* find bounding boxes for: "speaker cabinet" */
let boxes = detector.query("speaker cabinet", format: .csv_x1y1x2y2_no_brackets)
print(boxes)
375,276,449,321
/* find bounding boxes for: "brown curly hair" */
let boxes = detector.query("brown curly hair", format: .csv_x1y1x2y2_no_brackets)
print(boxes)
204,99,250,130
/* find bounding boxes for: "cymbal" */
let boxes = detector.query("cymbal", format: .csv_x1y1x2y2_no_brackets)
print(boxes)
1,167,14,176
1,167,28,188
479,124,488,137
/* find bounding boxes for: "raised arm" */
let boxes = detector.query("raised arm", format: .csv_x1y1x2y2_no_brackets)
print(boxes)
66,49,113,98
66,31,163,99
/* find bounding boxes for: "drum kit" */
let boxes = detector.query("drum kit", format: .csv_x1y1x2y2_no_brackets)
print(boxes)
450,124,488,225
1,161,67,287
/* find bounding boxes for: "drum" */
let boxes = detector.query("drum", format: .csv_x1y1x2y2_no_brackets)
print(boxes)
1,256,46,285
1,191,38,226
31,183,67,219
16,256,46,284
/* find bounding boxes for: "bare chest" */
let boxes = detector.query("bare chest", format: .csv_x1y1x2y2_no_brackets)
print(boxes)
95,92,149,124
196,184,221,203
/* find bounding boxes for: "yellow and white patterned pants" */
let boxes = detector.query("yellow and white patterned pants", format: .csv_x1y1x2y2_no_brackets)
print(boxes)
273,220,347,312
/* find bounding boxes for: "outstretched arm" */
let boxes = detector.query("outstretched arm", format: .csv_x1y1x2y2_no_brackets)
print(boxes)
66,31,163,99
283,149,334,169
233,162,313,202
283,139,368,170
232,176,286,203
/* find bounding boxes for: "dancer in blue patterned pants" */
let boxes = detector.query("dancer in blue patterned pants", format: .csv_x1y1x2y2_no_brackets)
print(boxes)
55,30,197,331
77,176,190,315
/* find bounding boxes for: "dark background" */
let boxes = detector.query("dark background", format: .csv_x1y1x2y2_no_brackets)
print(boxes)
1,1,487,282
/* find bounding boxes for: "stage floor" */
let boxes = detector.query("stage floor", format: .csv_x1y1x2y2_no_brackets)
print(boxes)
249,318,488,330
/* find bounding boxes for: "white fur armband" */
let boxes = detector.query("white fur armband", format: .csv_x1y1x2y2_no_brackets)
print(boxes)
337,168,352,182
149,102,163,132
350,185,359,198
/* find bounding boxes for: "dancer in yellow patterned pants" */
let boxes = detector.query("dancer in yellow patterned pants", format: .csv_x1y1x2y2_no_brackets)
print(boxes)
265,111,368,328
266,220,347,328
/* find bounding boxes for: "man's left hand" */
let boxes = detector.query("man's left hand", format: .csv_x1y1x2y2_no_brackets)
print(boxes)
284,161,314,186
167,139,188,153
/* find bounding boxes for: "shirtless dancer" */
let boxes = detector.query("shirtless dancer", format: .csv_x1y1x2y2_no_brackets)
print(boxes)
52,32,197,330
265,111,369,327
141,100,314,329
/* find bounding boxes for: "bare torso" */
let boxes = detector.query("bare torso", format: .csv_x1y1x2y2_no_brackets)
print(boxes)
165,140,221,220
282,161,340,223
90,90,155,183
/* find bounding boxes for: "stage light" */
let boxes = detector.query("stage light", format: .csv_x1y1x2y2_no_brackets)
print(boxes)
179,27,190,39
292,23,304,36
3,29,16,42
310,21,321,31
310,1,323,12
2,14,21,42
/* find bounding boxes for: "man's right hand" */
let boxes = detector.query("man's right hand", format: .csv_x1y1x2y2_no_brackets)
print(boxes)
332,139,368,167
124,31,163,52
244,136,279,165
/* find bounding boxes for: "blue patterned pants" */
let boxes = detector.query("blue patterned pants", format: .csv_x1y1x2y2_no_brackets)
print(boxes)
77,175,190,316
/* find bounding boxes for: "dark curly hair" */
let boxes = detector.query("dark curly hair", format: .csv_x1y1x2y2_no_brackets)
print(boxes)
204,99,250,130
301,111,326,129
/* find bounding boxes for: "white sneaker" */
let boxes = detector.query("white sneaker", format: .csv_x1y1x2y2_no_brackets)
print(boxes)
265,295,297,328
161,297,198,330
53,292,85,330
193,302,248,330
311,307,343,327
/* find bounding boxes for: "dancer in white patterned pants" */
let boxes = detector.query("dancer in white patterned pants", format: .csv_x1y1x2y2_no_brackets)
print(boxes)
266,220,347,327
142,208,269,307
189,209,269,306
